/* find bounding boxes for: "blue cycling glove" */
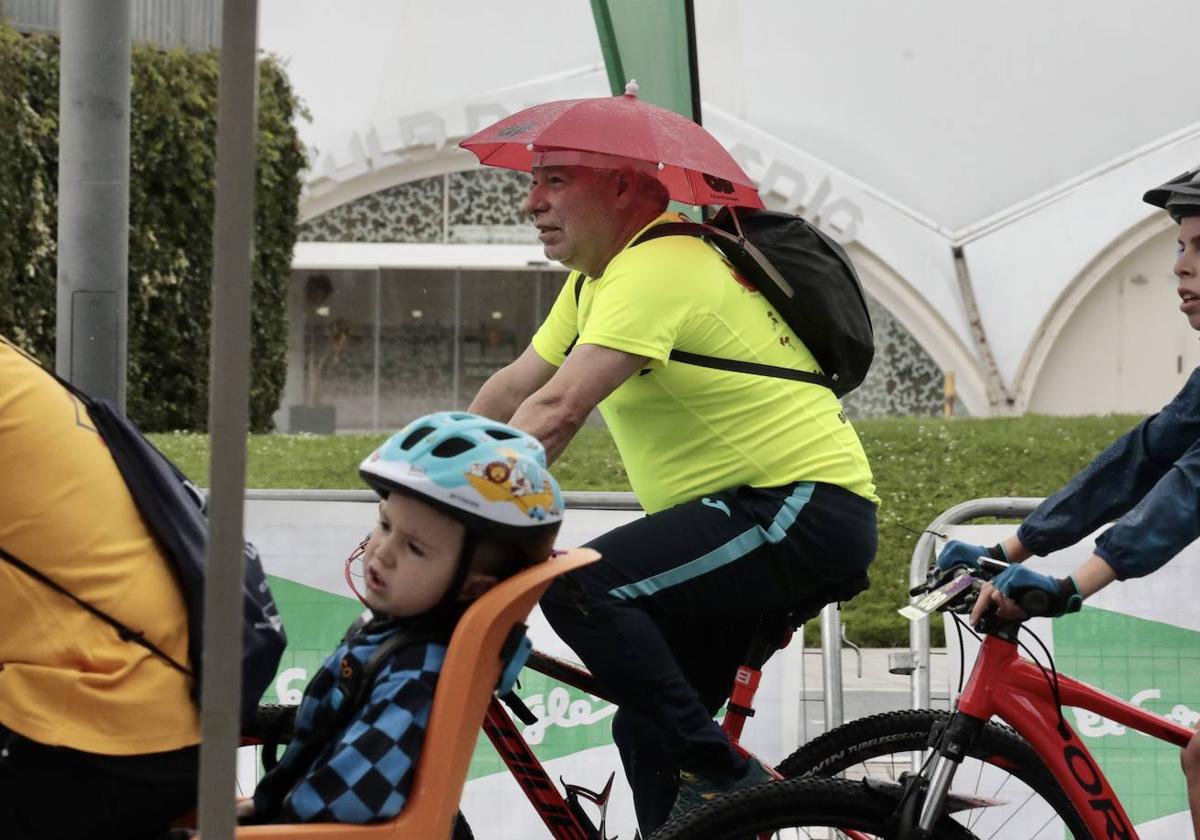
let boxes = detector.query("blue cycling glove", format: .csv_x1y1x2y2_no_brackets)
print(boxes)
991,565,1083,617
936,539,1008,573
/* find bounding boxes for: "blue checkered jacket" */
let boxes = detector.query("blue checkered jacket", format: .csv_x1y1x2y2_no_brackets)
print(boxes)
1019,366,1200,579
252,618,448,823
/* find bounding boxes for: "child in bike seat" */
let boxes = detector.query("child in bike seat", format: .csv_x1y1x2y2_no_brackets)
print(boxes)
239,411,563,825
936,167,1200,837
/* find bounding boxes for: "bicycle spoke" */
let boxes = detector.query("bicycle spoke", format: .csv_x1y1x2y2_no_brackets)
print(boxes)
779,711,1083,840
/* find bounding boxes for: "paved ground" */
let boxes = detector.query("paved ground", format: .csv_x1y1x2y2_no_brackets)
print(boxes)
794,647,954,743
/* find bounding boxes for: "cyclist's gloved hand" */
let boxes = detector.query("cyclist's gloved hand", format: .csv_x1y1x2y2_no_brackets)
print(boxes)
992,565,1083,617
936,539,1007,573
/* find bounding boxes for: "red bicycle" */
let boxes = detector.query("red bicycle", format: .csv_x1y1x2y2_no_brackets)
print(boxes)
666,561,1197,839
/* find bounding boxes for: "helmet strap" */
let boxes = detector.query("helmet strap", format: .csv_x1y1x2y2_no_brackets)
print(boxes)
415,529,479,633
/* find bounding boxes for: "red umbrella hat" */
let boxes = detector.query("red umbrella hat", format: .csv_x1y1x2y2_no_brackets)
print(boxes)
460,81,763,209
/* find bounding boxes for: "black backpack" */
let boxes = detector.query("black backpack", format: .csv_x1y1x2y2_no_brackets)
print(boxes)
0,340,287,725
632,207,874,396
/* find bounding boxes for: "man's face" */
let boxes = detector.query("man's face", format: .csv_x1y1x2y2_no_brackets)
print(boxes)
522,165,620,276
1176,216,1200,331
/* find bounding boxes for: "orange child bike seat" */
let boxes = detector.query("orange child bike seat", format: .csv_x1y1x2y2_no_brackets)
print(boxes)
230,547,600,840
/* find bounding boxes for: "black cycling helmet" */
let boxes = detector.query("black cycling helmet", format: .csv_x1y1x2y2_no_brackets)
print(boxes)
1143,168,1200,222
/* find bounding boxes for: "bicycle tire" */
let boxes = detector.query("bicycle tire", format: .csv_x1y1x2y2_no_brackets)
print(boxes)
777,709,1089,839
649,776,975,839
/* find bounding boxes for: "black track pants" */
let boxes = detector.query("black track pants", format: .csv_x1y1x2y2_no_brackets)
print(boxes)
540,480,877,834
0,724,198,840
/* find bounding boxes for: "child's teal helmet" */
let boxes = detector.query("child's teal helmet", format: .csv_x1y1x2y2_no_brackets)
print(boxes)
360,411,563,565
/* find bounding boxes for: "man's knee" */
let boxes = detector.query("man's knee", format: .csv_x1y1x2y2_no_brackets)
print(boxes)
540,576,584,625
612,708,661,750
541,564,621,622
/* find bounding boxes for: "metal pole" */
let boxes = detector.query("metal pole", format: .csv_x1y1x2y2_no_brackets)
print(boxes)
907,497,1042,710
820,603,844,729
55,0,131,406
241,489,643,508
452,268,462,408
372,268,381,431
197,1,259,837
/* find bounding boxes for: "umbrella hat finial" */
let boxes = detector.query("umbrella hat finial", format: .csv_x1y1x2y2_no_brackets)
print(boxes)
624,79,639,98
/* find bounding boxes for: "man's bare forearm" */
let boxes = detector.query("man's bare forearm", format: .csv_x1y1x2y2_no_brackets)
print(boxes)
469,367,525,422
509,391,586,466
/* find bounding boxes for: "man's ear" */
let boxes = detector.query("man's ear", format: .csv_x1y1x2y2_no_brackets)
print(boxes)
457,571,499,602
612,167,639,205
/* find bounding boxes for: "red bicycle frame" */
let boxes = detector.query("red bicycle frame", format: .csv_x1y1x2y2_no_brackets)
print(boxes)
955,633,1193,839
481,644,877,840
480,649,781,839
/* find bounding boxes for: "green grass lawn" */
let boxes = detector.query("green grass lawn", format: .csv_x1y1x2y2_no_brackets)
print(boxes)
151,413,1138,647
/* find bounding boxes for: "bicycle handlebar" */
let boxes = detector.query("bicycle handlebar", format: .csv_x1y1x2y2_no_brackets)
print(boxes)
907,560,1049,625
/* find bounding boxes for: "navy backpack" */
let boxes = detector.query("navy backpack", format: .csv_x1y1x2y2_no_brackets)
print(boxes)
0,340,286,725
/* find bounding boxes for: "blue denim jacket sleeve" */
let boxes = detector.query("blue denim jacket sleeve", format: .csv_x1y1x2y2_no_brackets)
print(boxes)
1017,366,1200,579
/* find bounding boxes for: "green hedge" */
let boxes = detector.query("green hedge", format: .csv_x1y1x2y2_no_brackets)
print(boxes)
0,24,304,431
152,414,1141,647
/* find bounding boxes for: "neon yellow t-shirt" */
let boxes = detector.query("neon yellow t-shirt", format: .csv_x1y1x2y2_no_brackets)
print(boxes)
532,213,878,514
0,340,200,755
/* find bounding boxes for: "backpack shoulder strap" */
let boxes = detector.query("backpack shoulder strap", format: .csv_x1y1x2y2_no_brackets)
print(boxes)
0,544,192,676
564,271,587,357
629,223,838,390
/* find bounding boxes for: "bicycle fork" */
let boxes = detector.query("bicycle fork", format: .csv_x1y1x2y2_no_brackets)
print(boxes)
896,712,986,839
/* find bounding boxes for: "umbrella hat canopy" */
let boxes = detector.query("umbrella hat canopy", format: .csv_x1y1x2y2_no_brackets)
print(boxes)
460,82,763,208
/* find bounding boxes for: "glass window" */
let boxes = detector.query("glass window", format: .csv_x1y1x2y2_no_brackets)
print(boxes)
284,267,569,432
378,269,458,428
291,270,377,432
458,270,566,401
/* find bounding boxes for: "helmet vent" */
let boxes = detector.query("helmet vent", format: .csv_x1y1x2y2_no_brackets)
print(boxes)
430,436,474,458
486,429,519,440
400,426,435,450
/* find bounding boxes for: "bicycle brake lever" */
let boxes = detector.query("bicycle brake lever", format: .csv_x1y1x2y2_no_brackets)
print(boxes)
900,569,976,621
910,563,971,598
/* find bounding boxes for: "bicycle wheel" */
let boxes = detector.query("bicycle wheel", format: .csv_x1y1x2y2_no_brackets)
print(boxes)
649,776,975,839
777,710,1089,840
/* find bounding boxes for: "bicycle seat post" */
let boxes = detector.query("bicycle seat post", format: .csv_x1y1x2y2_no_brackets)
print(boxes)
722,614,791,743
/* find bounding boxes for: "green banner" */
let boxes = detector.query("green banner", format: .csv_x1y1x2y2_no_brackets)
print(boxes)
589,0,698,120
1055,607,1200,825
590,0,702,218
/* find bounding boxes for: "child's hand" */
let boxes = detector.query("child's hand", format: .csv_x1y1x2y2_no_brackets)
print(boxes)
235,797,256,821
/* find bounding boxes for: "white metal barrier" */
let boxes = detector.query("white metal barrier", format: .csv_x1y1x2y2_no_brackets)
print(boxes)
242,488,848,729
903,497,1042,708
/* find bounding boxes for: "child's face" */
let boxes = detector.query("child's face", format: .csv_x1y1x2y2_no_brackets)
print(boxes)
361,493,466,617
1177,216,1200,331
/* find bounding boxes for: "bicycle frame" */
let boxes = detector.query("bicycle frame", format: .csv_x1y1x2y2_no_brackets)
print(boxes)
481,652,608,840
482,648,776,840
486,636,882,840
946,632,1193,839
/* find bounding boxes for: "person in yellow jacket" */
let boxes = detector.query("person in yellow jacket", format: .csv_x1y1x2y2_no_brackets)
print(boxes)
0,337,199,840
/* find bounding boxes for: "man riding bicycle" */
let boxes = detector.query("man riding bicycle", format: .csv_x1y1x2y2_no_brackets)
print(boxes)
468,146,879,834
938,167,1200,837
